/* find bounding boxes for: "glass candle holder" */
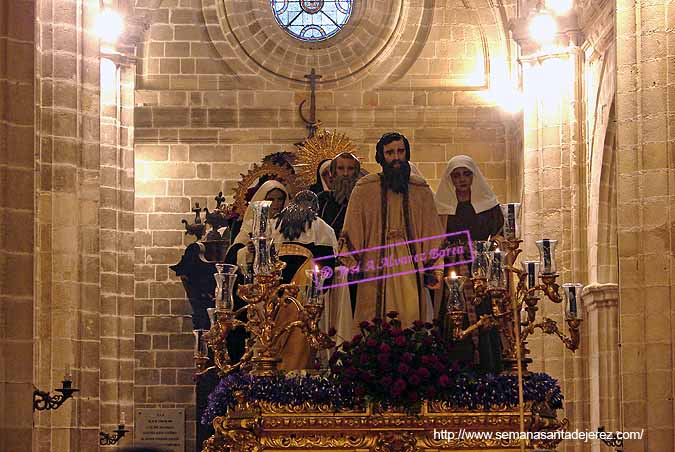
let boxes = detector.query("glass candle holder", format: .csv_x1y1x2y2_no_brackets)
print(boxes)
562,283,584,320
253,237,274,275
207,308,216,329
521,260,540,290
193,329,209,358
488,249,507,288
214,263,238,311
471,240,492,278
304,266,326,304
250,200,272,239
443,272,463,311
500,203,521,240
535,239,558,274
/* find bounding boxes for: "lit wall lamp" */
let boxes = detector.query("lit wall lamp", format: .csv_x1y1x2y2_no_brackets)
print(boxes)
95,8,124,51
545,0,573,16
33,368,80,411
100,413,129,446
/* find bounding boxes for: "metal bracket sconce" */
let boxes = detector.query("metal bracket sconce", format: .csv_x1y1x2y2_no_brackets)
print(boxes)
33,380,79,411
99,425,129,446
597,426,623,452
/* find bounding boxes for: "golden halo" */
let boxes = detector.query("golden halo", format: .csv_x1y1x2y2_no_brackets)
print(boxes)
231,162,299,216
295,128,357,188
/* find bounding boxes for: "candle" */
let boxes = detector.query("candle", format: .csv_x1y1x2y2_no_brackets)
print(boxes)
500,203,521,240
65,364,72,382
563,283,584,319
450,271,461,309
536,239,558,274
120,412,126,427
488,248,505,288
521,260,540,289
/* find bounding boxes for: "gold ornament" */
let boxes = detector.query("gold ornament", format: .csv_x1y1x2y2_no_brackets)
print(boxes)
231,162,299,217
294,128,358,188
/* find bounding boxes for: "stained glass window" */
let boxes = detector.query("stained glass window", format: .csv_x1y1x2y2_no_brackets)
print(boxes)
271,1,353,42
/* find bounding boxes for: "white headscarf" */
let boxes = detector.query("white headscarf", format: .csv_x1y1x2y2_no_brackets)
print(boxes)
409,162,423,178
319,160,332,191
233,180,290,245
434,155,498,215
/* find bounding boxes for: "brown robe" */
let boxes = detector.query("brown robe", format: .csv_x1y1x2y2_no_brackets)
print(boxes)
338,173,444,331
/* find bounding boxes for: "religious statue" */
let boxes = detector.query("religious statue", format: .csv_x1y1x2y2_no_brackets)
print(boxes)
434,154,505,372
338,132,445,331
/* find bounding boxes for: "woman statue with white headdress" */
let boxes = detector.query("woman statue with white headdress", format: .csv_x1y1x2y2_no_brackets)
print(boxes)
434,155,504,373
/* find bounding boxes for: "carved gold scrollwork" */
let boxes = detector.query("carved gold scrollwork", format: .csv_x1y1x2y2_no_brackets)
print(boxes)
372,431,418,452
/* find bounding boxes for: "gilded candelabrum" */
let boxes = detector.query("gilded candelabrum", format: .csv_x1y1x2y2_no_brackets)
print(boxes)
194,201,335,377
444,203,584,374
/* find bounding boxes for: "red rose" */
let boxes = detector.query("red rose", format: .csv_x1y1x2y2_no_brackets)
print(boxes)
394,336,406,347
438,374,450,387
379,343,391,353
398,363,410,374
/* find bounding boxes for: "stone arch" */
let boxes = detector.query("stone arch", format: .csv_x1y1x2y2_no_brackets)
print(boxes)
587,46,617,284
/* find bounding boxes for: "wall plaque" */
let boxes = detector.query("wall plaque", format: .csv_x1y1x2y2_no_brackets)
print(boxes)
135,408,185,452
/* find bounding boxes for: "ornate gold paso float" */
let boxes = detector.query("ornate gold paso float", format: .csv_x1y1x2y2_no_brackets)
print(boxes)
183,141,581,452
203,398,568,452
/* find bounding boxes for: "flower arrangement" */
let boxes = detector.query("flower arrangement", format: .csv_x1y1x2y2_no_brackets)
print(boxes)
201,312,563,423
329,312,469,411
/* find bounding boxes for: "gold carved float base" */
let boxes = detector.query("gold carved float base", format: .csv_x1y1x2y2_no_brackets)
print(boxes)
203,401,567,452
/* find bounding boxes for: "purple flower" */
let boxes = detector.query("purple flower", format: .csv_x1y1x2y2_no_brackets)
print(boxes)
401,352,414,363
394,336,406,347
398,363,410,374
424,322,434,329
438,374,450,387
421,355,433,365
422,336,434,346
366,338,378,347
386,311,399,319
413,320,425,329
408,374,421,385
379,343,391,353
359,320,371,329
327,327,337,337
391,328,403,336
351,334,362,344
377,353,390,365
380,376,393,387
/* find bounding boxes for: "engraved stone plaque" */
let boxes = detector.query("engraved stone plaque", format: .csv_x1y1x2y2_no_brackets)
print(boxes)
135,408,185,452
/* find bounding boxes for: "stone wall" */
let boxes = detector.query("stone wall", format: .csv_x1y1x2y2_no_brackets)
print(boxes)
615,1,674,450
0,1,35,451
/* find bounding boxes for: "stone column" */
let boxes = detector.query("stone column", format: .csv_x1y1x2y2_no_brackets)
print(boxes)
615,1,675,450
582,283,620,452
0,2,36,452
33,0,103,449
513,7,590,450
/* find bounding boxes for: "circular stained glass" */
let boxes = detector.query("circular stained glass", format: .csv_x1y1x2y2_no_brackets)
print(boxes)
271,0,353,42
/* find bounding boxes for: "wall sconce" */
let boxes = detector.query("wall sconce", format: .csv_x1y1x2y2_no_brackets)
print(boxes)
33,372,79,411
95,8,124,44
100,414,129,446
545,0,573,15
528,10,557,44
597,426,623,452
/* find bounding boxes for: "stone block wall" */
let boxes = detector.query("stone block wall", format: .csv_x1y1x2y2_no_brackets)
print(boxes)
0,1,35,451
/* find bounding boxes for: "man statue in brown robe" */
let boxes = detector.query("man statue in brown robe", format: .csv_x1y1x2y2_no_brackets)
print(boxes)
338,132,445,330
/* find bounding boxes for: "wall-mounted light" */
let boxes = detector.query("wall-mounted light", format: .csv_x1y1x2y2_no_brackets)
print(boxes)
528,11,557,45
95,9,124,44
545,0,574,16
33,368,79,411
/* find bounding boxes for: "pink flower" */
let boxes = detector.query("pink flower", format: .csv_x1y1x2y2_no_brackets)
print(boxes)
366,338,378,347
379,343,391,353
438,374,450,387
401,352,414,363
398,363,410,374
394,336,406,347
